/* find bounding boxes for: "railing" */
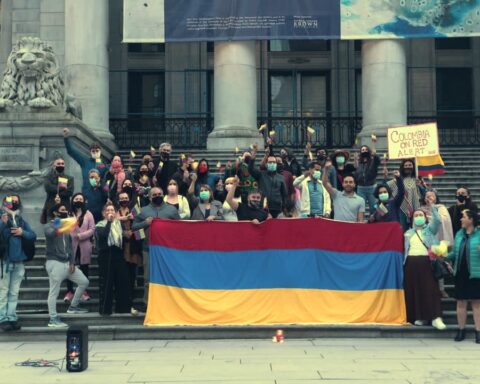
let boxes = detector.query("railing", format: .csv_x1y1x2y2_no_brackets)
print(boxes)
109,116,213,149
109,115,362,149
109,114,480,149
408,115,480,147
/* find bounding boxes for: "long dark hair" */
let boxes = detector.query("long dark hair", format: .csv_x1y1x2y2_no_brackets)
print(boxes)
400,159,416,178
71,192,87,226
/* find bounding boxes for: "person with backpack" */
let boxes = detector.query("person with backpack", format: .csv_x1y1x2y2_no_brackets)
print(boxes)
0,194,37,332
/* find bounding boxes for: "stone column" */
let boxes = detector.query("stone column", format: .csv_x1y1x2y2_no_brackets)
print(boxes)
64,0,113,143
0,0,12,76
207,41,263,150
360,40,407,149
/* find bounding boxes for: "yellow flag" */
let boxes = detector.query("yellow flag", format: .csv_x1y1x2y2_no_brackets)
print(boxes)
130,150,136,158
307,126,315,135
235,147,240,153
150,146,155,152
259,123,267,132
268,130,275,137
371,134,377,142
216,161,222,168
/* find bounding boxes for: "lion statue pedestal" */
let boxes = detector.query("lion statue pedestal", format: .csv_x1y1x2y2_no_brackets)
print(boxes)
0,37,115,234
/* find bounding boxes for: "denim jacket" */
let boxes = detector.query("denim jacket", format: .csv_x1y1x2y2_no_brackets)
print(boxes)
404,206,440,261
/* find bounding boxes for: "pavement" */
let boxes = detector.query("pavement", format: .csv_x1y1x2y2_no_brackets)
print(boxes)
1,337,480,383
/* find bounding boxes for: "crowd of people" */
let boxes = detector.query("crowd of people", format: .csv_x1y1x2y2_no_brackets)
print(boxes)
1,128,480,344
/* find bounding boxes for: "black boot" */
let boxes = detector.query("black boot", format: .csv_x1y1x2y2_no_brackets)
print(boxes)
454,328,466,342
475,330,480,344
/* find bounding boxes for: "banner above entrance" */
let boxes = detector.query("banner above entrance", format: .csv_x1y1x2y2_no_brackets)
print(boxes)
124,0,480,43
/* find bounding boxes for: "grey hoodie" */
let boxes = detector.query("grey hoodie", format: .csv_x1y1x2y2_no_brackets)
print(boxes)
44,222,73,264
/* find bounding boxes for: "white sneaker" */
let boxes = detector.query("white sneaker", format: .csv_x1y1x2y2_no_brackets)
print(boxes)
432,317,446,330
414,320,425,326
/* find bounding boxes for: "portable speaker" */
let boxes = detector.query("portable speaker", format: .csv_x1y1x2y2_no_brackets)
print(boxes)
66,325,88,372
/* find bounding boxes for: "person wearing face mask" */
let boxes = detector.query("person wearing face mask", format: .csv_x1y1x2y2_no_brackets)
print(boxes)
171,154,195,196
0,195,37,332
153,143,178,193
447,209,480,343
248,152,288,219
224,149,259,203
188,176,223,221
132,188,180,308
104,155,126,202
192,159,217,197
225,179,269,223
279,147,302,177
449,187,478,235
117,193,142,316
45,204,89,328
137,154,156,179
323,161,365,223
293,162,331,218
134,165,153,207
85,169,107,223
63,128,107,194
302,143,337,188
213,177,227,203
387,159,425,232
164,179,190,219
222,177,241,221
421,189,454,299
63,193,95,304
404,202,446,330
332,150,356,192
95,203,132,316
353,145,380,215
41,157,75,224
369,170,404,223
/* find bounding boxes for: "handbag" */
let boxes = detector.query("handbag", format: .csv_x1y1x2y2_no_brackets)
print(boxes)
414,231,452,281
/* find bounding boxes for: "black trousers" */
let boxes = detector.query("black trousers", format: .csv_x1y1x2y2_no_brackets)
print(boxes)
126,261,137,303
98,246,132,315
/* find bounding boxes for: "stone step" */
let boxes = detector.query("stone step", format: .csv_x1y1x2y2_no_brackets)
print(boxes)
17,287,144,301
16,298,145,312
0,323,475,343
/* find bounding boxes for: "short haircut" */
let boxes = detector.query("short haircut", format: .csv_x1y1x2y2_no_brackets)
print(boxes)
463,209,479,226
88,169,100,176
248,188,262,197
160,143,172,150
309,161,320,169
343,174,356,184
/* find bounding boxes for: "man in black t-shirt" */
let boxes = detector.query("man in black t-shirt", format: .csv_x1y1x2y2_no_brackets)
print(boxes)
225,178,269,223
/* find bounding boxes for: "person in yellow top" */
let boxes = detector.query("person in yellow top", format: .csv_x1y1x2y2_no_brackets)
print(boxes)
163,178,190,219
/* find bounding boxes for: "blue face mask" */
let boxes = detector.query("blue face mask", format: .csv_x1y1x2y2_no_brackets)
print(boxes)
267,163,277,172
379,192,389,202
312,171,321,180
89,178,98,187
336,156,345,165
199,191,210,201
414,216,426,227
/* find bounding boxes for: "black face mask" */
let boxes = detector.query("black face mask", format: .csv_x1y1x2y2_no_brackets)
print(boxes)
11,202,20,211
360,152,370,159
277,164,284,172
72,201,85,210
456,195,467,203
161,152,170,160
152,196,163,205
317,155,326,161
249,200,261,209
243,156,251,164
119,200,129,207
402,168,413,177
57,212,68,219
55,166,65,174
123,186,133,194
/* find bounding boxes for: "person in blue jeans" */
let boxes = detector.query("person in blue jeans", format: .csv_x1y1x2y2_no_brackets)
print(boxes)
354,145,380,216
0,194,37,332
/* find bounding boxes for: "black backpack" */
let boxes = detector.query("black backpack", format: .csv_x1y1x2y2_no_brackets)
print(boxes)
21,237,35,262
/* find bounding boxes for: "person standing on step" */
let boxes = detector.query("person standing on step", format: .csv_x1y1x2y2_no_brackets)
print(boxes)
63,193,95,304
354,145,380,215
447,209,480,343
322,161,365,223
448,186,478,236
152,143,178,194
293,162,331,218
85,169,108,223
386,159,425,232
118,192,143,316
132,187,180,310
0,195,37,332
369,170,404,224
332,149,356,192
41,157,74,223
45,203,89,328
225,179,269,223
403,202,446,330
96,203,133,316
63,128,107,194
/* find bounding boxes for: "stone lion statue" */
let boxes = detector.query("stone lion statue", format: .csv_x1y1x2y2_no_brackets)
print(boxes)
0,37,81,118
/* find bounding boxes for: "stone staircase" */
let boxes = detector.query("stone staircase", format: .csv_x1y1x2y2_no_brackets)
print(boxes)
2,146,479,341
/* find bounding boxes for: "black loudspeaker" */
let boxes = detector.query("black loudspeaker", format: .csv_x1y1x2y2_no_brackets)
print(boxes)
66,325,88,372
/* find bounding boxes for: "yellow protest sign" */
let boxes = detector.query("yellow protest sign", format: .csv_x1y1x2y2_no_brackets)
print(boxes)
387,123,439,160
